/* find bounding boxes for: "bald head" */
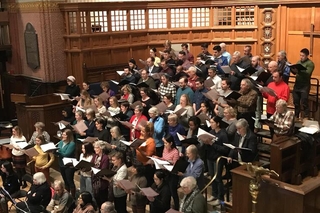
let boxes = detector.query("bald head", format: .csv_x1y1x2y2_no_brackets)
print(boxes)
251,56,261,67
220,43,226,52
267,61,278,73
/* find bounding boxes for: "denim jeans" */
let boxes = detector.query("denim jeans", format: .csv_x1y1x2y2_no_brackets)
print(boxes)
80,175,93,195
207,158,225,201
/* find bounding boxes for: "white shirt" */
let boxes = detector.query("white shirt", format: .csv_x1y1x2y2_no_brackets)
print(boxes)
207,75,222,91
238,134,246,162
10,136,27,156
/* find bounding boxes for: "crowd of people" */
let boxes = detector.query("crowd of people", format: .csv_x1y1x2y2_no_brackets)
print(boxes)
0,41,314,213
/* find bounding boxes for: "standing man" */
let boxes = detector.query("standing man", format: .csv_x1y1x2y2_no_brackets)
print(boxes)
195,54,208,78
137,69,156,89
260,71,290,136
146,57,160,74
175,77,194,106
193,78,208,115
292,48,315,119
229,51,250,91
177,51,192,71
212,45,229,76
220,43,231,64
243,45,253,64
200,43,212,60
207,66,222,91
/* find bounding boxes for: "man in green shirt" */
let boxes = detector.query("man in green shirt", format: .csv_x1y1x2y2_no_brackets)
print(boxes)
292,48,315,119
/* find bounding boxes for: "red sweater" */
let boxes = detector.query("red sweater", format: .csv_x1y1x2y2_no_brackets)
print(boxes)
263,81,290,114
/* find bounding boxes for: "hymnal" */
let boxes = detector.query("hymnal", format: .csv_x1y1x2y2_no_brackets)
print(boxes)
91,167,116,177
289,64,307,71
75,106,85,113
0,138,10,145
116,71,124,76
119,121,133,129
180,138,199,146
118,179,135,190
40,142,59,152
16,141,31,150
237,66,257,76
147,156,170,169
220,66,232,74
197,114,210,125
150,73,161,80
197,128,217,142
113,113,129,121
223,91,242,100
120,139,146,149
22,147,39,157
139,187,159,197
54,93,73,101
260,87,277,97
99,92,110,101
174,107,188,117
154,102,168,113
204,78,215,89
223,143,252,151
136,82,149,88
83,137,99,143
73,121,88,133
202,89,219,101
256,71,271,84
299,127,319,135
164,158,189,174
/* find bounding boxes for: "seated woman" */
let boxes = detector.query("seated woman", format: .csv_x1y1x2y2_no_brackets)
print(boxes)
73,110,86,140
149,170,171,213
84,108,97,138
121,84,134,104
179,176,206,213
62,106,75,124
73,191,97,213
150,47,161,67
32,135,55,184
163,93,175,111
174,94,194,129
100,81,116,107
107,97,120,129
93,97,107,119
128,163,148,213
0,161,20,213
28,122,50,145
76,90,93,109
65,75,80,97
16,172,51,213
268,99,294,136
82,81,95,97
94,118,109,142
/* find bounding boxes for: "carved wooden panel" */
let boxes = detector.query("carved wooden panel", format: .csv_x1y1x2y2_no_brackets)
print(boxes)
112,34,130,46
92,36,111,47
131,33,148,44
260,8,276,65
170,31,190,41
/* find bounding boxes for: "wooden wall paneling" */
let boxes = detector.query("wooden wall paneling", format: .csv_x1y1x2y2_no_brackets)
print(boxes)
132,45,149,67
148,32,169,45
81,37,90,49
111,48,130,64
169,30,190,43
131,33,148,45
111,34,130,48
287,7,312,32
190,30,211,42
70,52,82,83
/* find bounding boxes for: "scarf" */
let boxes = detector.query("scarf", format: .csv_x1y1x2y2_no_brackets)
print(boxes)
179,186,200,213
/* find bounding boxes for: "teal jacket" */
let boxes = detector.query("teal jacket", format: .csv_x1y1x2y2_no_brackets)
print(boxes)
57,140,76,167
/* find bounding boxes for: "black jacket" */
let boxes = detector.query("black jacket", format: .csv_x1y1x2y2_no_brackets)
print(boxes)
228,129,258,162
206,129,230,161
150,183,171,213
27,182,51,207
1,172,20,195
65,84,80,97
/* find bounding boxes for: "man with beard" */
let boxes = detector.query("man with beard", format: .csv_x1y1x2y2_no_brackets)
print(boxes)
137,69,156,89
175,77,194,105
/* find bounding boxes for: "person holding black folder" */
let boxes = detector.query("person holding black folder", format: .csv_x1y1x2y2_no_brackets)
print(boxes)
227,119,258,164
229,79,257,131
229,51,250,91
155,134,180,210
203,117,229,204
149,170,171,213
137,69,156,89
129,164,148,213
292,48,315,119
91,141,109,207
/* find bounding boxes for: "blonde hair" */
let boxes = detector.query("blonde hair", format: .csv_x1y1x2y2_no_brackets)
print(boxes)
180,94,192,106
224,106,237,118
